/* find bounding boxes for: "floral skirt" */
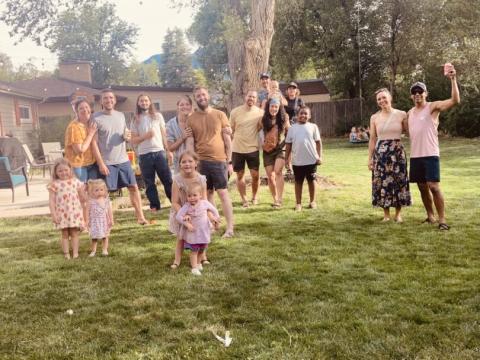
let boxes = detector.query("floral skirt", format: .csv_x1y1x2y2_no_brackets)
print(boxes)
372,140,412,208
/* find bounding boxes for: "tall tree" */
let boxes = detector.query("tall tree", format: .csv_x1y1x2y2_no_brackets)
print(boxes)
159,28,195,87
117,61,161,86
48,3,138,85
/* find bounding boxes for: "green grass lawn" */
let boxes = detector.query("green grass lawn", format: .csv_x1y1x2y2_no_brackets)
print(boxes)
1,138,479,359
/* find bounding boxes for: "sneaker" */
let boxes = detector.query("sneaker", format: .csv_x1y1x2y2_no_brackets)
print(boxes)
197,264,203,271
102,251,109,256
309,202,317,209
88,251,96,257
295,204,302,211
191,268,202,276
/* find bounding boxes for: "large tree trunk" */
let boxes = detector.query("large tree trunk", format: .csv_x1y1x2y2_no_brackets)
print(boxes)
226,0,275,109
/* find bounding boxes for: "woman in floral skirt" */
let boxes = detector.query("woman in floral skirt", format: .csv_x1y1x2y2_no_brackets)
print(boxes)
368,88,411,222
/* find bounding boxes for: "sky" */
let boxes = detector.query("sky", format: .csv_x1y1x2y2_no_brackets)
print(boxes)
0,0,194,71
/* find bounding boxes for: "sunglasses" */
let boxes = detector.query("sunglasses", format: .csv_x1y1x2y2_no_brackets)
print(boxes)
411,89,424,95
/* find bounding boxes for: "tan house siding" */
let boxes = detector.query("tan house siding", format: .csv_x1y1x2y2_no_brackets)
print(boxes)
39,103,76,118
0,94,40,150
302,94,331,103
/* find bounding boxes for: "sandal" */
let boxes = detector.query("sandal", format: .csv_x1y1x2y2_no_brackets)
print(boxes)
242,201,250,208
422,218,435,224
201,259,211,265
138,219,149,225
438,223,450,231
222,230,234,238
170,263,180,269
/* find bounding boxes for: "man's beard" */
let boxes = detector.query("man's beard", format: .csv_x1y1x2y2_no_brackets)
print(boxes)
196,100,208,111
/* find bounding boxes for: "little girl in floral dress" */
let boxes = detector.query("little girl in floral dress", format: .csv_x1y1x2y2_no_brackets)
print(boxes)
48,158,86,259
85,179,113,257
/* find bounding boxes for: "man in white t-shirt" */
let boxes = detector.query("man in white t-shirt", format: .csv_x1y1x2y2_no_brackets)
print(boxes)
130,94,172,212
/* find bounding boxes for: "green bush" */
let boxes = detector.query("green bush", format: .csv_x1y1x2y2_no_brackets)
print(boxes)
443,93,480,137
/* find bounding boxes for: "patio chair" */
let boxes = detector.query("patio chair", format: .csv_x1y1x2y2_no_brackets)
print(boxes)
22,144,53,180
0,156,29,203
41,142,63,162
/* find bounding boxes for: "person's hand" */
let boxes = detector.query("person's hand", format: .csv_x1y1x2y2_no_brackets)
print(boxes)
227,163,233,176
285,162,292,171
167,151,174,166
222,127,232,136
368,159,374,171
99,163,110,176
183,215,191,222
182,127,193,140
316,157,323,165
87,122,97,136
186,223,195,232
212,218,221,230
446,67,456,79
145,129,155,139
123,128,132,142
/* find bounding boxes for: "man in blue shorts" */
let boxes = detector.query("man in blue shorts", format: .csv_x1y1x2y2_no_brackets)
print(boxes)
91,89,148,225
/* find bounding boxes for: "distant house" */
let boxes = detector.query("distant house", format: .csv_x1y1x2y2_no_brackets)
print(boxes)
11,60,193,122
279,79,330,103
0,81,42,150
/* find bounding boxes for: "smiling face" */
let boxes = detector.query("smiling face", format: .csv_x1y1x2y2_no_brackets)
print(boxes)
76,101,91,122
137,95,151,112
411,87,427,105
261,77,270,89
187,190,201,205
376,91,392,110
297,108,311,123
245,91,257,107
101,91,116,111
287,87,297,99
194,88,210,111
269,103,279,117
55,164,72,181
177,97,193,116
179,154,197,175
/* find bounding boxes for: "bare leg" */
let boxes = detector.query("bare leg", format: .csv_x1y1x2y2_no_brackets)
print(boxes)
61,229,70,259
428,182,446,224
207,189,215,204
307,179,316,203
190,251,199,269
294,181,303,206
382,208,391,221
250,168,260,203
70,228,80,258
394,207,403,222
90,239,98,256
417,183,436,222
172,238,183,267
265,165,277,204
102,236,109,255
217,188,234,235
274,158,285,204
127,185,147,224
236,169,248,205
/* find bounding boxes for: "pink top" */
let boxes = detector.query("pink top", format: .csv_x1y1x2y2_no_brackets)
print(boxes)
176,200,219,245
408,103,439,158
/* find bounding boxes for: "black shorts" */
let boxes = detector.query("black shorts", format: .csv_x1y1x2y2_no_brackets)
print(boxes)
198,160,228,190
410,156,440,183
232,151,260,172
292,164,317,183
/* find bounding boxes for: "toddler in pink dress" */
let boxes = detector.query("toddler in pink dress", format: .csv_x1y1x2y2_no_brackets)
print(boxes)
85,179,113,257
176,183,220,276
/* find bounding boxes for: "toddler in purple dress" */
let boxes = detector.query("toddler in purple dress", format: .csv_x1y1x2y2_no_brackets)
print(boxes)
86,179,113,257
176,183,220,276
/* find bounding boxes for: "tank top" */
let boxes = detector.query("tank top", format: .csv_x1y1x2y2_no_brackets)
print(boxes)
408,103,439,158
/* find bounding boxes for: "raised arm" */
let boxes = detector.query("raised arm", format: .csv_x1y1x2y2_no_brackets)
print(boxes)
430,70,460,113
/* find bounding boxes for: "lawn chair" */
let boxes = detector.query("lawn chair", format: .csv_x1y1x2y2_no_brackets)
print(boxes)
22,144,53,180
41,142,63,162
0,156,29,203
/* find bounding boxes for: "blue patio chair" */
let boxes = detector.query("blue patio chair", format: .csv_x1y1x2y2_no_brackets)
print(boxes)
0,156,29,203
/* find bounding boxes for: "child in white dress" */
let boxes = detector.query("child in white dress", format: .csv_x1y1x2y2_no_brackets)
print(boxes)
85,179,113,257
176,183,220,276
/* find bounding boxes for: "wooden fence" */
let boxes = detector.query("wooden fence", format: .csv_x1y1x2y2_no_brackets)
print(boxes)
307,98,362,137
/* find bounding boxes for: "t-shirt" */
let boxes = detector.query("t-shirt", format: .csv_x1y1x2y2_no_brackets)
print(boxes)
64,120,95,167
230,105,264,153
130,112,166,155
187,108,229,162
93,110,129,165
285,122,321,166
257,88,269,105
285,97,304,124
166,116,187,172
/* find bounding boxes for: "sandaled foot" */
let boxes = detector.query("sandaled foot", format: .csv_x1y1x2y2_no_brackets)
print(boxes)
381,217,391,222
438,223,450,231
88,251,96,258
242,200,250,208
63,253,71,260
309,202,317,209
137,219,149,225
102,251,109,256
294,204,302,212
271,202,282,209
394,217,403,223
222,230,234,238
251,198,258,205
201,259,211,265
170,263,180,269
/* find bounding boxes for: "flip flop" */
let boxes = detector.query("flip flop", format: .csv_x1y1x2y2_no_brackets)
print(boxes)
438,223,450,231
170,263,179,269
222,230,234,238
421,218,435,224
242,201,250,208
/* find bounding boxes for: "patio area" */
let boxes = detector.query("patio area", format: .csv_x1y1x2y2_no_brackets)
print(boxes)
0,176,50,218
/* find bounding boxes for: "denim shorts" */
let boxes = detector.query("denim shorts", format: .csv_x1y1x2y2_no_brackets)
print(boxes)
73,163,100,183
103,161,137,191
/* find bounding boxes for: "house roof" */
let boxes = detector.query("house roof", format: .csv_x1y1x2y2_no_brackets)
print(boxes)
279,79,329,96
101,85,194,92
0,80,43,100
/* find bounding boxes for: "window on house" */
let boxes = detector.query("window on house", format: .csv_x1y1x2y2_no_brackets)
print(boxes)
19,105,32,123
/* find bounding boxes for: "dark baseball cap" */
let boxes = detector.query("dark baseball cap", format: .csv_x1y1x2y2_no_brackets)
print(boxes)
260,72,270,79
287,82,298,89
410,81,427,94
